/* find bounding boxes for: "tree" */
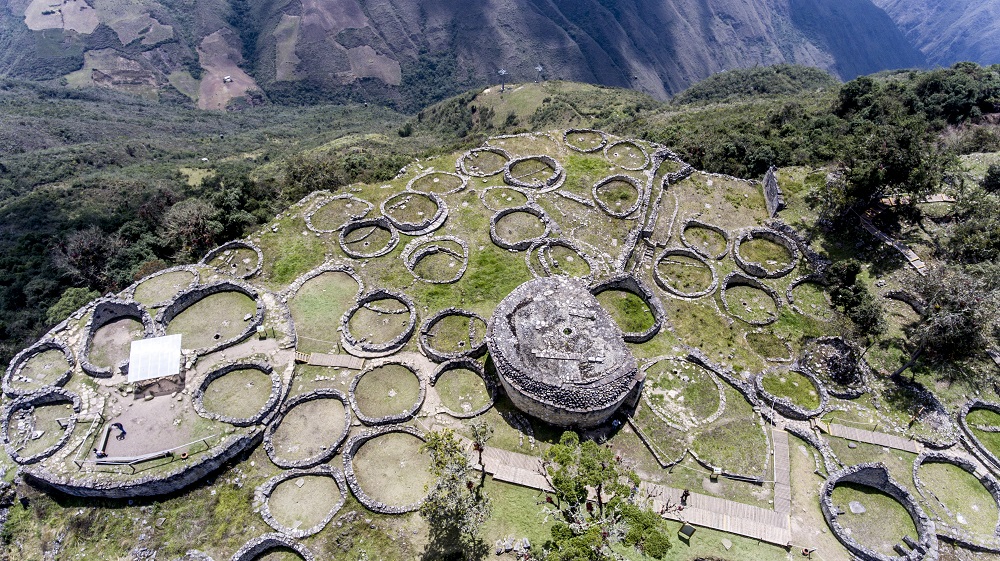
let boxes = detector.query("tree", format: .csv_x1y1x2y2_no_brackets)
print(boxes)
161,198,222,260
536,432,669,561
419,429,491,561
826,259,886,338
911,266,999,364
469,420,494,490
983,164,1000,194
52,226,125,288
46,287,99,324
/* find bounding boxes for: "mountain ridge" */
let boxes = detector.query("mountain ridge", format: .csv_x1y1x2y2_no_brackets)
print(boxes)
0,0,957,110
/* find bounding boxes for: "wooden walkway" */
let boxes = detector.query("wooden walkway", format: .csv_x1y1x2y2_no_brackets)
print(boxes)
479,446,552,491
828,423,922,453
772,429,792,515
642,483,791,546
859,216,927,276
474,442,794,546
303,352,365,370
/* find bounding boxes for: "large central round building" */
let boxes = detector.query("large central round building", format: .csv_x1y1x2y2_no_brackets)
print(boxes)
486,276,643,428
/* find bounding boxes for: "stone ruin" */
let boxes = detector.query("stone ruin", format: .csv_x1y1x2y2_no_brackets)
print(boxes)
486,276,643,428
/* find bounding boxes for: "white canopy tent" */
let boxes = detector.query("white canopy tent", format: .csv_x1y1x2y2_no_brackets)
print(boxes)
127,334,182,383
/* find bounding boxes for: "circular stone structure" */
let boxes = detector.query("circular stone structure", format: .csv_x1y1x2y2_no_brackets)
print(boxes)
486,276,642,428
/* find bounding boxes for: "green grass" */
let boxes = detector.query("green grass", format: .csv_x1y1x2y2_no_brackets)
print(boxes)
263,234,326,286
12,349,71,389
351,431,433,507
596,290,656,333
201,367,273,420
690,387,769,478
543,244,591,277
425,313,484,354
723,285,778,324
164,291,257,350
917,461,999,538
353,364,422,418
655,254,714,294
436,366,491,415
830,483,918,557
745,331,790,360
761,370,821,410
268,474,343,530
288,271,360,354
684,225,727,257
481,477,552,548
644,359,721,423
132,269,195,306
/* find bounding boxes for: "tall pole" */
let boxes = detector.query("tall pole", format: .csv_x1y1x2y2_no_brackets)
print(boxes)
498,69,507,92
535,65,543,83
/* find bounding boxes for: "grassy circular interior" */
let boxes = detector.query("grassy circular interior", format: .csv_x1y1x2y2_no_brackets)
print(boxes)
201,368,272,419
354,364,421,418
348,298,411,347
268,474,342,529
269,398,347,461
596,290,655,333
12,349,72,390
657,254,714,293
133,270,194,306
289,271,360,354
761,370,820,410
165,291,257,349
830,483,918,557
437,367,491,414
352,432,433,506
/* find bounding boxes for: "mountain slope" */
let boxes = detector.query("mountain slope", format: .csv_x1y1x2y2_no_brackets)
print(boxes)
0,0,928,109
872,0,1000,66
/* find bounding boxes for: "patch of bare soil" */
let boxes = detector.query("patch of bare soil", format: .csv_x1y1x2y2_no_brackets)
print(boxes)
197,30,261,110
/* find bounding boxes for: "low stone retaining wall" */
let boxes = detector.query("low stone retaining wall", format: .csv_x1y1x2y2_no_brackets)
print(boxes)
193,362,282,427
883,290,926,317
255,465,347,538
200,240,264,280
305,194,374,233
401,235,469,284
563,129,608,153
4,339,74,398
592,175,642,218
282,263,362,302
80,298,155,378
380,190,448,235
680,218,730,260
820,463,937,561
419,308,487,362
959,400,1000,475
640,356,726,432
340,289,416,358
339,217,399,259
733,227,799,279
431,358,496,418
23,430,262,498
342,425,427,514
349,358,426,425
604,140,650,171
458,147,511,177
589,273,666,343
229,533,314,561
264,388,351,469
2,387,81,465
653,247,718,299
720,272,782,326
155,280,265,357
503,155,565,191
753,368,828,420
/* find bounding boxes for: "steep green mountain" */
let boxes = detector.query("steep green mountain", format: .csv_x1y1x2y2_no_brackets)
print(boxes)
0,0,927,110
873,0,1000,66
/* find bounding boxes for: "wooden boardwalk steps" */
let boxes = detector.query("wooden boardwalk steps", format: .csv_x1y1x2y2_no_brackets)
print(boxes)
859,216,927,276
642,482,791,546
772,429,792,516
828,423,922,453
302,352,365,370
